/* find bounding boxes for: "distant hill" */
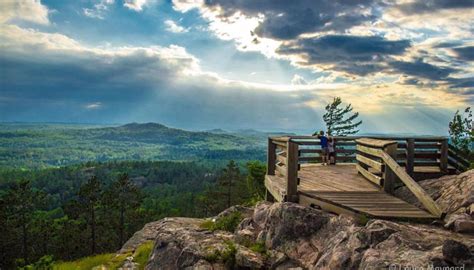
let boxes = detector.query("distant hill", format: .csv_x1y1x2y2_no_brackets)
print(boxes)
205,128,229,134
93,122,241,145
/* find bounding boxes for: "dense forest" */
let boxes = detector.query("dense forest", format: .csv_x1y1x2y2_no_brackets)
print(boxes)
0,160,266,268
0,122,276,268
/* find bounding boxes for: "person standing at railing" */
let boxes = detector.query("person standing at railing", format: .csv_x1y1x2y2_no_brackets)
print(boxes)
315,130,329,165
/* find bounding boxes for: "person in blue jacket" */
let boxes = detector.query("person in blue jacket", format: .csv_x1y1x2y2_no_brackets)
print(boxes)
317,130,329,165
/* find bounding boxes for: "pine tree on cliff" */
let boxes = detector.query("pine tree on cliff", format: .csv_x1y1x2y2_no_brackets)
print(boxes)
321,97,362,136
78,176,102,254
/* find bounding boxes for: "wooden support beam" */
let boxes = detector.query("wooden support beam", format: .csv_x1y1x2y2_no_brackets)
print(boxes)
406,138,414,177
356,154,383,172
276,152,286,165
356,144,383,158
381,152,443,217
267,138,276,175
264,176,285,202
383,143,398,194
356,164,383,186
275,163,286,177
273,140,287,149
286,140,299,203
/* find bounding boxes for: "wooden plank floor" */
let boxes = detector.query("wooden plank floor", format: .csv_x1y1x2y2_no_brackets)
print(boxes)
265,164,436,220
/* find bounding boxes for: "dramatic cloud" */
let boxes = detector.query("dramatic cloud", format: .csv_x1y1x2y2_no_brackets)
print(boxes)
452,46,474,61
176,0,380,40
173,0,474,89
0,0,49,25
394,0,474,15
277,35,410,75
390,60,457,81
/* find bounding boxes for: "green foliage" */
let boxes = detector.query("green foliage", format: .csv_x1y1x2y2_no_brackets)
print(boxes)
201,160,259,214
200,211,243,233
245,161,266,202
449,107,473,154
204,241,237,267
19,255,54,270
52,252,128,270
133,241,154,270
321,97,362,136
221,241,237,268
249,241,266,255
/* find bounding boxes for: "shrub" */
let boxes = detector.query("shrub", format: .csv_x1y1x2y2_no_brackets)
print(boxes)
200,211,243,232
249,241,266,255
52,253,129,270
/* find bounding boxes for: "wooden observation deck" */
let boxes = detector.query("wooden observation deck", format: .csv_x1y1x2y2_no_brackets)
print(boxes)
265,136,470,221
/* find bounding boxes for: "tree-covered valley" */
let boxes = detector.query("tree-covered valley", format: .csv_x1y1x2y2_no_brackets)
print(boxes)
0,123,271,269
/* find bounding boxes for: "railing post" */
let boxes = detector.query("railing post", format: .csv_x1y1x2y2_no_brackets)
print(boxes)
440,138,448,173
383,143,398,194
267,138,276,175
286,140,299,203
406,138,415,177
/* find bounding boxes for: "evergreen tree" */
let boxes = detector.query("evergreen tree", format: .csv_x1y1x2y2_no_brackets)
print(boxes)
246,161,266,201
216,160,244,209
78,176,102,254
449,107,473,154
321,97,362,136
104,173,142,248
3,180,46,264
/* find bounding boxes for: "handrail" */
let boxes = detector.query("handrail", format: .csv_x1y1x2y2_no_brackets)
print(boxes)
355,138,444,218
289,135,450,176
267,137,298,202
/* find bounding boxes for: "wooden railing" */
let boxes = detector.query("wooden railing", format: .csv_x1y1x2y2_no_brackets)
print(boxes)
267,137,299,202
286,135,452,177
355,138,397,193
355,138,444,218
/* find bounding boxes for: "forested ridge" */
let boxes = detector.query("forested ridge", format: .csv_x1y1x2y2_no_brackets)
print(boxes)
0,123,267,168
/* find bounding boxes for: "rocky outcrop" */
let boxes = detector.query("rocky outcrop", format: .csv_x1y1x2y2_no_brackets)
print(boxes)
142,202,473,269
129,170,474,269
394,169,474,233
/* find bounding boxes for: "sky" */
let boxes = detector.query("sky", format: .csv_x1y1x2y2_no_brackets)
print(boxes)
0,0,473,134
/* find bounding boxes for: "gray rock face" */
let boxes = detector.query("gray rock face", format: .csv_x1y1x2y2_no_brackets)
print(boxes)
136,170,474,269
120,221,163,254
395,169,474,233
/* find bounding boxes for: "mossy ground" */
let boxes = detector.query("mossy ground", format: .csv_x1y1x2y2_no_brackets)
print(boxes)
52,241,154,270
